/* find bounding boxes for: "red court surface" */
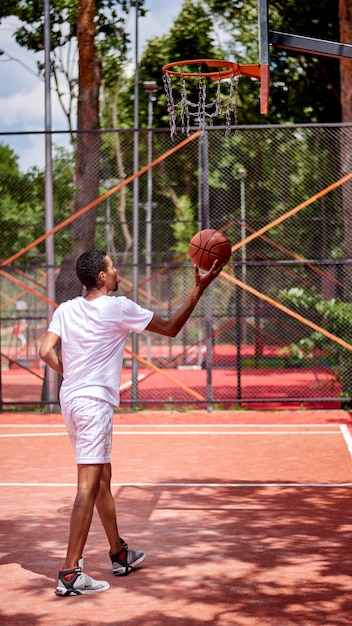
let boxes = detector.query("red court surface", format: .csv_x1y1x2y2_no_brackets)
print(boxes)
1,409,352,625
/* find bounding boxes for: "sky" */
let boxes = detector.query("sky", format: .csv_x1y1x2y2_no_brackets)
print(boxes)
0,0,184,168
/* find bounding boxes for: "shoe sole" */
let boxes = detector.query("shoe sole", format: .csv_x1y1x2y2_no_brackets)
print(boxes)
55,583,110,596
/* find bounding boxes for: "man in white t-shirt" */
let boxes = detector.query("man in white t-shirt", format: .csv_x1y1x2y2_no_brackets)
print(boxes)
39,249,223,596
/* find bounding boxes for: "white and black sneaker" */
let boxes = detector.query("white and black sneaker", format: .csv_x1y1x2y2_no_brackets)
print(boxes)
110,539,146,576
55,557,110,596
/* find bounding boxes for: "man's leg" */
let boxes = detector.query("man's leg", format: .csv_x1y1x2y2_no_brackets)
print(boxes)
63,463,104,569
95,462,122,555
95,462,147,575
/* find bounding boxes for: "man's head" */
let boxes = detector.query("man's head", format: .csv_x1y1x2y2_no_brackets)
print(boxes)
76,249,108,289
76,250,119,292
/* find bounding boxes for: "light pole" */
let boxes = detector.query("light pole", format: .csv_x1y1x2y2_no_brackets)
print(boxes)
143,85,157,283
132,0,139,406
44,0,58,411
143,81,157,362
100,179,118,257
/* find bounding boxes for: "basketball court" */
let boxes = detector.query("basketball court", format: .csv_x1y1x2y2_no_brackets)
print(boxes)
1,408,352,625
1,1,352,624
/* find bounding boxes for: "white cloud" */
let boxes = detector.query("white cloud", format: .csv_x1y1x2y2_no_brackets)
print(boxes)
0,16,42,98
127,0,183,59
0,81,69,130
0,83,44,127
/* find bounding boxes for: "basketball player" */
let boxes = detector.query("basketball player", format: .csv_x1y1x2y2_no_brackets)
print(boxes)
39,249,222,596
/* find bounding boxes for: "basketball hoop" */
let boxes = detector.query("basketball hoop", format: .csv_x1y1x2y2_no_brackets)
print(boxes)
162,59,262,138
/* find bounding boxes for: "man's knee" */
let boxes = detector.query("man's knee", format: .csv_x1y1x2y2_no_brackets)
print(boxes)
77,464,104,493
100,463,112,483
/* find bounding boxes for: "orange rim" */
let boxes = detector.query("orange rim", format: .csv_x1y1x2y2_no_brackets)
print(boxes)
162,59,261,80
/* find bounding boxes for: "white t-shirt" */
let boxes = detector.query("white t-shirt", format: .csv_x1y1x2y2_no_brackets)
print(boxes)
48,295,153,406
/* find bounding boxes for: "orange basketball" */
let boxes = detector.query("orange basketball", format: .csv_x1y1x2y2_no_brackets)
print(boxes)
189,229,232,271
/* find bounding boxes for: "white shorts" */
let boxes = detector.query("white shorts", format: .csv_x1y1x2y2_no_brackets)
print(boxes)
60,396,114,464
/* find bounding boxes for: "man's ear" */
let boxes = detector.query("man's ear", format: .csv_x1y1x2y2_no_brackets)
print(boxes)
97,270,106,285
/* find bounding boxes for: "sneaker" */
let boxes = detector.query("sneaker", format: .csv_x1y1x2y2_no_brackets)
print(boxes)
110,539,146,576
55,557,110,596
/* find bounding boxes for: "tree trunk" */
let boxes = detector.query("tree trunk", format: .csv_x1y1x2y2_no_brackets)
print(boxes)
56,0,101,304
339,0,352,401
340,0,352,299
339,0,352,122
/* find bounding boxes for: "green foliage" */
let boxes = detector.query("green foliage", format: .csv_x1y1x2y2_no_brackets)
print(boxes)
0,142,75,263
119,0,226,130
171,195,196,255
280,286,322,311
279,286,352,399
0,1,144,52
0,0,347,270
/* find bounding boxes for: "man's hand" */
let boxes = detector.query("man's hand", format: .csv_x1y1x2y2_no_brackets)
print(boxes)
146,259,224,338
194,259,224,291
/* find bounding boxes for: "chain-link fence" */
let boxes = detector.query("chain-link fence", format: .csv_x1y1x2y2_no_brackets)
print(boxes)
1,123,352,410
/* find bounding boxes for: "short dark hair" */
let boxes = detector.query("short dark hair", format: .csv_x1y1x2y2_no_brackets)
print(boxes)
76,249,107,289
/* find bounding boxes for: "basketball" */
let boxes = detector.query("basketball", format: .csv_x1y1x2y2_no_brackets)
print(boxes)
189,229,232,272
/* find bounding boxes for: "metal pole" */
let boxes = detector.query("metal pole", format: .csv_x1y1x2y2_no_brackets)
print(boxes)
44,0,58,411
146,94,152,307
197,134,203,368
238,168,247,346
238,168,247,285
131,0,139,407
143,81,157,362
106,195,111,256
0,305,2,412
235,259,242,404
201,131,213,411
100,178,116,256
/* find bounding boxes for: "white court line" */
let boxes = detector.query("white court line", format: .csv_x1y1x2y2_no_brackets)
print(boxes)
1,482,352,488
340,424,352,458
116,429,338,435
0,423,341,437
1,425,350,487
0,432,68,438
0,424,66,428
0,429,341,438
0,423,342,428
117,422,339,425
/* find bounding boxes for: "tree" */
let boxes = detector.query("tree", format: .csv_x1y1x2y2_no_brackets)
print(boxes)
56,0,102,300
0,143,43,260
339,0,352,298
0,0,145,301
116,0,227,257
0,143,75,262
117,0,225,130
339,0,352,123
280,286,352,403
205,0,352,303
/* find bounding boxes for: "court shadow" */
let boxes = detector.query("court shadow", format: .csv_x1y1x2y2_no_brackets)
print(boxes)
108,481,352,625
1,482,352,624
0,610,43,626
0,509,66,590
